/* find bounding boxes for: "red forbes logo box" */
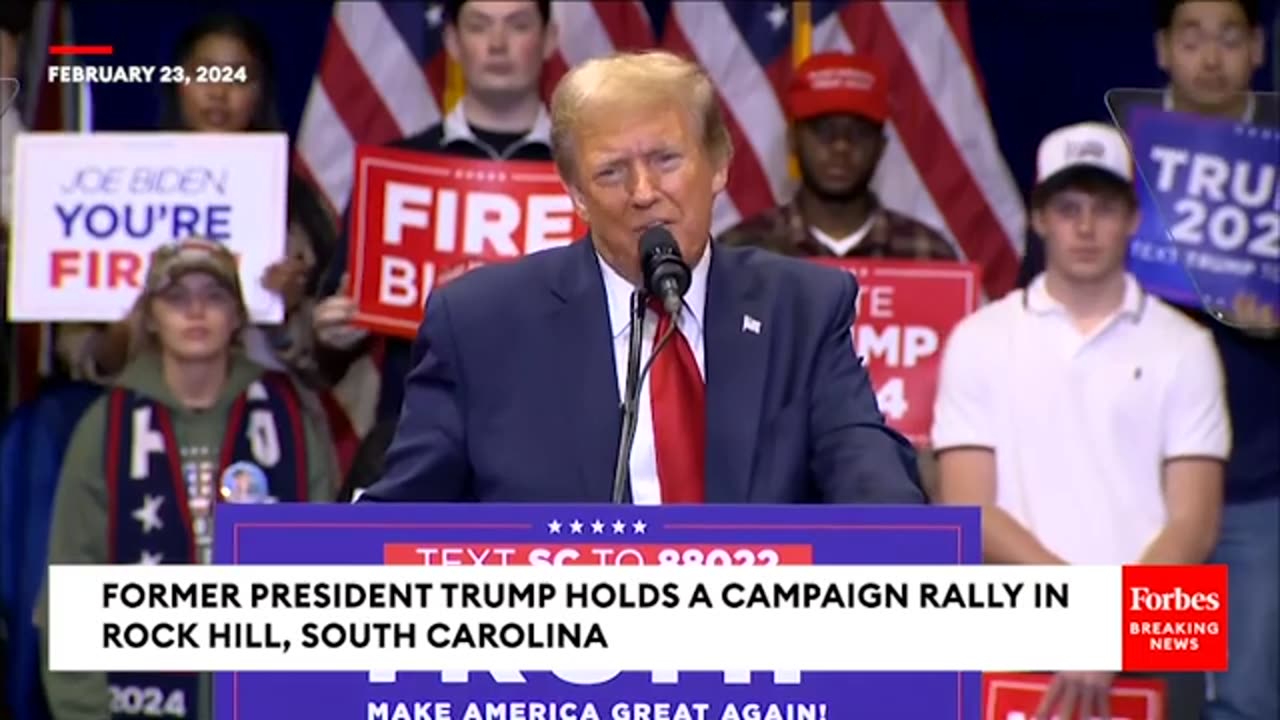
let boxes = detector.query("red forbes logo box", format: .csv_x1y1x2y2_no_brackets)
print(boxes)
1122,565,1228,672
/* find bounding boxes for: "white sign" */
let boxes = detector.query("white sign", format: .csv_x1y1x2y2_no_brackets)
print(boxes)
7,132,289,322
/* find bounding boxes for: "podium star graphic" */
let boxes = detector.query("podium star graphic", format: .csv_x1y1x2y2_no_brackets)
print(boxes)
632,520,647,534
133,494,165,533
569,520,584,534
590,520,605,534
547,520,562,534
611,520,627,534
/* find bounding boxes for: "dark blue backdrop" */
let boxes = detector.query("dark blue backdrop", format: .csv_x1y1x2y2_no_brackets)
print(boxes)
72,0,1278,205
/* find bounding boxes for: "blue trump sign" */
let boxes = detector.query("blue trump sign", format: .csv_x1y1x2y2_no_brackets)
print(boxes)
212,504,981,719
1125,107,1280,316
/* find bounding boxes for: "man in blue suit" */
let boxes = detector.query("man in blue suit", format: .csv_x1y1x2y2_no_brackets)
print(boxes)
363,50,924,505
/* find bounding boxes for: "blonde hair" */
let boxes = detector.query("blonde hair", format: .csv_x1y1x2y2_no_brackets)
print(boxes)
549,50,734,185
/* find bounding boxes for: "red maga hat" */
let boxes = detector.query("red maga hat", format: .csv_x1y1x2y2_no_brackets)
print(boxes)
785,52,889,123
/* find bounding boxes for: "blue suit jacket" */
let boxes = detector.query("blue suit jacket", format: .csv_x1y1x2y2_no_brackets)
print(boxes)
366,238,925,504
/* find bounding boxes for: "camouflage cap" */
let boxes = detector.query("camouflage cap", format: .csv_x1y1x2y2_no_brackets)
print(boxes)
144,237,244,299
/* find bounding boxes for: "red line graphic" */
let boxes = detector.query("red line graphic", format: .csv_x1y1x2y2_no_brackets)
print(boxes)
49,45,114,56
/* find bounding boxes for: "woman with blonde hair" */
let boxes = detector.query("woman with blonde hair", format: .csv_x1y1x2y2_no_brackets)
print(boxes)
36,238,337,720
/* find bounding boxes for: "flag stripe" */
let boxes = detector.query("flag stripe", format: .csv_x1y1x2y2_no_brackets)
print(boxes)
425,51,447,108
879,2,1023,257
317,20,403,145
938,1,986,99
296,80,357,213
837,2,1018,294
334,3,438,135
378,0,430,61
590,0,655,50
663,8,781,232
543,1,656,102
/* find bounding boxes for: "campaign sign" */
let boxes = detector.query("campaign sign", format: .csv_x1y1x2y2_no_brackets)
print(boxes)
213,503,982,720
815,259,981,444
982,673,1165,720
1125,108,1280,316
348,146,588,337
7,132,289,323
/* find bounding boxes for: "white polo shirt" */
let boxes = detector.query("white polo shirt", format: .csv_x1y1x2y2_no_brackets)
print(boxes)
930,274,1231,564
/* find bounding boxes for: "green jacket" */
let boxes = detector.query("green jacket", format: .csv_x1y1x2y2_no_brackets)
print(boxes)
35,351,339,720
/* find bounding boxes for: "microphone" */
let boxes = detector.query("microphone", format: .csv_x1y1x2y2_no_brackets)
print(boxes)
610,289,647,504
640,226,691,315
609,227,690,504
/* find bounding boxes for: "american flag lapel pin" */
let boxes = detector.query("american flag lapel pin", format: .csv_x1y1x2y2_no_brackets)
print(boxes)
742,314,761,334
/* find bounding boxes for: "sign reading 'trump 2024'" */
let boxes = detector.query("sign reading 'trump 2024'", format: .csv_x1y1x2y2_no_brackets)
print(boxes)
1125,107,1280,317
818,259,980,445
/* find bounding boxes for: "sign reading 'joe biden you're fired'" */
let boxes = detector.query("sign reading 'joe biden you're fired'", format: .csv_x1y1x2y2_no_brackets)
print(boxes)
7,132,289,323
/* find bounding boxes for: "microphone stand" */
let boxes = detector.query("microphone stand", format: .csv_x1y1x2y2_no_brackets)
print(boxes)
610,289,647,504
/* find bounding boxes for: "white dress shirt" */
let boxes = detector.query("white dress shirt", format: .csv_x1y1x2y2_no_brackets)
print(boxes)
597,247,710,504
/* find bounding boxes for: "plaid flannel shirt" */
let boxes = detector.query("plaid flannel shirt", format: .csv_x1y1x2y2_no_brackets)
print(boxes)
718,193,959,261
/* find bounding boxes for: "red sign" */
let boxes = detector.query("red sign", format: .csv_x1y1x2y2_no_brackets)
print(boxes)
1122,564,1228,672
382,544,814,566
815,259,981,444
983,673,1165,720
347,145,588,337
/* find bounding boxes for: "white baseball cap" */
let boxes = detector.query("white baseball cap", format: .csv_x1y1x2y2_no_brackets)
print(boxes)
1035,122,1134,186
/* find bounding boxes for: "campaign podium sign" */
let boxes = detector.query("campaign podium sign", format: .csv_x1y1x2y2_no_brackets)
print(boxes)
213,503,981,719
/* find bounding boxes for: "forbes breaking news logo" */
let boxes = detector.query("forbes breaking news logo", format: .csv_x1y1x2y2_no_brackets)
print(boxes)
1121,565,1228,672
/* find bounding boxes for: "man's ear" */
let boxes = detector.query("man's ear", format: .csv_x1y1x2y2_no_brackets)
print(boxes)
1127,206,1142,238
871,130,888,169
567,183,589,223
712,162,729,196
1030,207,1048,239
1154,31,1170,72
1249,25,1265,69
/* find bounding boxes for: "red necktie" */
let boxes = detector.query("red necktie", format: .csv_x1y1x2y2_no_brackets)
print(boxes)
647,298,706,503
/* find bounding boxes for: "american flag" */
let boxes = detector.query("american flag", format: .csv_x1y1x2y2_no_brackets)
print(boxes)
296,0,1025,297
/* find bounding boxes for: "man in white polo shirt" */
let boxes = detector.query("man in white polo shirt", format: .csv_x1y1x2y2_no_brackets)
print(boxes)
931,122,1230,720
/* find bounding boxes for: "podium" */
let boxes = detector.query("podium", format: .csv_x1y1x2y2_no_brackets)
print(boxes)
213,503,982,719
